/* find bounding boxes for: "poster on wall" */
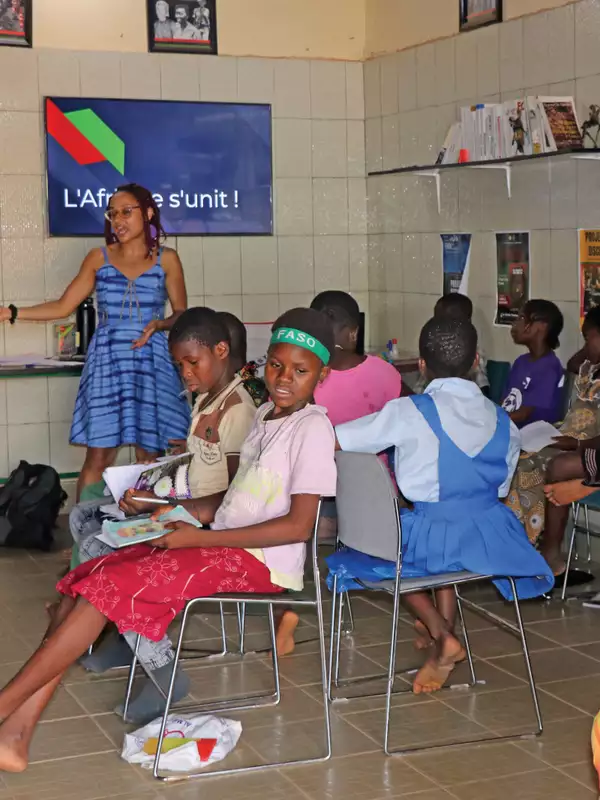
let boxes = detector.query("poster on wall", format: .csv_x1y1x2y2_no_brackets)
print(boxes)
441,233,472,296
495,231,530,326
147,0,217,55
0,0,31,47
579,230,600,325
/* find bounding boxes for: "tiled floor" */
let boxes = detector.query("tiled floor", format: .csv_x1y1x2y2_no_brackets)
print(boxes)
1,529,600,800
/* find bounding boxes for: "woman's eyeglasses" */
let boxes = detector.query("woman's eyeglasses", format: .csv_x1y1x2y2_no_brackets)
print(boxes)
104,205,141,223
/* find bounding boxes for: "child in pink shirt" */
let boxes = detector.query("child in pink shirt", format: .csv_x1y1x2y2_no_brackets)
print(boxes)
310,292,401,540
311,291,402,423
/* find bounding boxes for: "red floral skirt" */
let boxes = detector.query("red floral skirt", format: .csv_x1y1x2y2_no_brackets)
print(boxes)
57,545,284,642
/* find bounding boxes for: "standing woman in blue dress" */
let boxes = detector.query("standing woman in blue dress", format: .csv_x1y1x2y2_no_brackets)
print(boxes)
0,183,191,497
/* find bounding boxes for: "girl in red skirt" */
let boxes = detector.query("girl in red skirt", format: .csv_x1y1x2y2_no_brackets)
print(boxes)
0,307,337,773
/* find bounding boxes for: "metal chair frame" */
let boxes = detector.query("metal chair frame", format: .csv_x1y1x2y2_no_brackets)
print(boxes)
122,501,332,782
329,453,543,756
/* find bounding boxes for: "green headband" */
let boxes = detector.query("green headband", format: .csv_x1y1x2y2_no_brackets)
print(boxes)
270,327,330,365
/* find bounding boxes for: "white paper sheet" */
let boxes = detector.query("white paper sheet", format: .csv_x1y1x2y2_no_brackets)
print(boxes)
519,420,559,453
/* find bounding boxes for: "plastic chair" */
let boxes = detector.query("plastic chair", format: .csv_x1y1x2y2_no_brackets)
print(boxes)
122,501,331,781
329,452,543,756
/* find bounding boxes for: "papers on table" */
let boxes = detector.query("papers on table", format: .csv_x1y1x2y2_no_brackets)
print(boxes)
519,421,559,453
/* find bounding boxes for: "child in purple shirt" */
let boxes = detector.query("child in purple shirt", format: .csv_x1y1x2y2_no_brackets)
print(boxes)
501,299,565,428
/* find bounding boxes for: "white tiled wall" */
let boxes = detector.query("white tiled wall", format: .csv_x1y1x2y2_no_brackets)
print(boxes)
365,0,600,368
0,47,366,482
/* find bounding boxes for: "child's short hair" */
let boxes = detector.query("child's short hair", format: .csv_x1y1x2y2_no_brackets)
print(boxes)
522,299,564,350
310,291,360,330
434,293,473,322
218,311,247,366
419,316,477,379
169,307,230,350
271,307,335,365
583,306,600,335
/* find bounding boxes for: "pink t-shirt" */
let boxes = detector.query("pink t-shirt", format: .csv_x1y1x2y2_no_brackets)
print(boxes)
212,403,337,590
314,355,402,426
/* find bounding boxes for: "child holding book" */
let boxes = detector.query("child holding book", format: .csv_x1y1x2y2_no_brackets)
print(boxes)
0,308,336,774
329,316,553,695
70,307,257,722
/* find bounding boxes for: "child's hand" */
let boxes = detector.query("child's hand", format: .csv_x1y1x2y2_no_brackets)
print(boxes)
550,436,579,451
166,439,187,456
153,522,204,549
150,504,175,521
119,489,157,516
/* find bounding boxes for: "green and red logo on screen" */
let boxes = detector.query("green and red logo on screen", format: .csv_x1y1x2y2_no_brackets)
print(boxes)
46,99,125,175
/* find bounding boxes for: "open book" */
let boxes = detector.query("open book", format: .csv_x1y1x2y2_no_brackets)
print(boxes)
102,453,193,506
95,505,201,549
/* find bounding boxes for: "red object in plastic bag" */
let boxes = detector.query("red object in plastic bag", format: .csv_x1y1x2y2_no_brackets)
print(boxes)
197,738,218,762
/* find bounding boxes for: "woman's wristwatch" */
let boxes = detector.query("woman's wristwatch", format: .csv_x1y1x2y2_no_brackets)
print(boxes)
8,304,18,324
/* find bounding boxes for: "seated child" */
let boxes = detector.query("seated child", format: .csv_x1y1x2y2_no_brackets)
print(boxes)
310,291,402,424
69,307,257,722
501,299,565,428
0,308,336,774
506,306,600,568
218,311,269,408
329,316,553,695
414,293,490,397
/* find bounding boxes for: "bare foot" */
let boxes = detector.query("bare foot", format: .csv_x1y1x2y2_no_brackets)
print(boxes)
274,610,299,657
544,480,596,507
45,600,60,621
412,633,466,695
413,620,433,651
0,731,28,773
538,546,566,577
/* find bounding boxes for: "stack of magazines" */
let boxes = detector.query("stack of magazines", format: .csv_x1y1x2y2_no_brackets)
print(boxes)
437,96,583,165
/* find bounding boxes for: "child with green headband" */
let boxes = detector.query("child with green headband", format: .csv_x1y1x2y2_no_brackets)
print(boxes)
0,308,337,774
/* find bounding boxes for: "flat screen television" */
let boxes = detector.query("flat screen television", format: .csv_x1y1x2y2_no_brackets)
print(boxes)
44,97,273,237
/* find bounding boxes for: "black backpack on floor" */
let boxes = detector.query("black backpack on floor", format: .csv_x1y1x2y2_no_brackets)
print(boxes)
0,461,67,550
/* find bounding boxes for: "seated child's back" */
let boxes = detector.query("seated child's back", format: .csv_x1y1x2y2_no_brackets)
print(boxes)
310,291,401,425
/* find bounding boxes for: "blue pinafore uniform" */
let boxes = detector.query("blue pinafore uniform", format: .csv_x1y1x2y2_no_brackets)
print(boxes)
328,394,554,600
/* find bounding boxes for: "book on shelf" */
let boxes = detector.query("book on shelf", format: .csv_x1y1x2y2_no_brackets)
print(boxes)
538,96,583,151
435,95,584,167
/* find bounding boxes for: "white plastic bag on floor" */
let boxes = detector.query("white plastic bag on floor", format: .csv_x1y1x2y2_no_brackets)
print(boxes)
121,713,242,772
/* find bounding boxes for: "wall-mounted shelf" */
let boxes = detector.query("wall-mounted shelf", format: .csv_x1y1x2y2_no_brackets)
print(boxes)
368,148,600,214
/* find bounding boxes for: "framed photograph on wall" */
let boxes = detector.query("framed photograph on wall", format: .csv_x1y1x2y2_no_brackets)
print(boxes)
460,0,502,32
147,0,217,55
0,0,32,48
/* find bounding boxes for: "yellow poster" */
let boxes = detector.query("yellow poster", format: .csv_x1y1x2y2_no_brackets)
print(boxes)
579,230,600,325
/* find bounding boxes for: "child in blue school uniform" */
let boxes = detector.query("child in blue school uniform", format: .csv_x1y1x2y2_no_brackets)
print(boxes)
329,316,554,695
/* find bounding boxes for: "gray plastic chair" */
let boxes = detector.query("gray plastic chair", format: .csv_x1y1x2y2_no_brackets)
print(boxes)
330,451,543,756
122,501,331,782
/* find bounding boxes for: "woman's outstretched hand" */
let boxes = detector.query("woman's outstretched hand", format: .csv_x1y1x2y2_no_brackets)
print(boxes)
153,521,204,549
132,320,161,349
0,307,11,323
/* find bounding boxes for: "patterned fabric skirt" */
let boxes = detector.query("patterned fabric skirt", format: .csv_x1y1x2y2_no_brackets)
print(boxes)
57,545,284,641
505,398,600,543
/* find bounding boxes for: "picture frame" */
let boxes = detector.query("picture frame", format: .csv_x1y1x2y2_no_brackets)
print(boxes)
0,0,32,48
459,0,502,32
147,0,217,55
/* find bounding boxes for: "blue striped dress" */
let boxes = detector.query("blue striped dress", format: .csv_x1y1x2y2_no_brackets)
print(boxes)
69,249,190,452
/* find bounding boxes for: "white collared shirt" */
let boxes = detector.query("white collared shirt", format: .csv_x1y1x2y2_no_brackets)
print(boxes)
336,378,521,503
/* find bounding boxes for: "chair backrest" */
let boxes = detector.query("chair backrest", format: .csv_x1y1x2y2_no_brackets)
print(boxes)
335,451,400,562
487,359,510,405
